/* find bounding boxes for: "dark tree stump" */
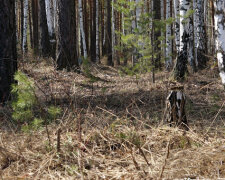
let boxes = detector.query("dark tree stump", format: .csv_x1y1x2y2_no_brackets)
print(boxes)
164,86,188,130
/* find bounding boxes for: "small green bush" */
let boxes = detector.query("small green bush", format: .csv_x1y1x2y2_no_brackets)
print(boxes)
11,71,61,131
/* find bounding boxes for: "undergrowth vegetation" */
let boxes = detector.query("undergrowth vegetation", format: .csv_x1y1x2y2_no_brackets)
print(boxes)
0,58,224,179
11,71,61,132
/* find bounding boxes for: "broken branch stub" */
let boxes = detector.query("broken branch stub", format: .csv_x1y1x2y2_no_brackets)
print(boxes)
165,85,188,130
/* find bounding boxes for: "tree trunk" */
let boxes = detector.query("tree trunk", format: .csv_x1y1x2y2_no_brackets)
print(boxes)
56,0,78,70
90,0,96,62
193,0,208,69
210,0,215,57
165,0,172,69
96,0,100,63
165,86,188,130
214,0,225,86
173,0,180,53
112,0,119,66
20,0,24,52
187,2,195,72
32,0,39,54
153,0,161,69
39,0,51,57
78,0,88,58
22,0,28,52
106,0,112,65
173,0,193,80
131,0,137,65
112,0,120,66
28,1,33,49
45,0,55,38
161,0,165,63
0,0,17,103
100,0,104,57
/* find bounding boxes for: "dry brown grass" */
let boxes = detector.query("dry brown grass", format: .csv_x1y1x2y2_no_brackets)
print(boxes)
0,57,224,179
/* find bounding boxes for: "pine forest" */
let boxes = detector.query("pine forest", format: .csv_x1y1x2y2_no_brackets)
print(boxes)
0,0,225,179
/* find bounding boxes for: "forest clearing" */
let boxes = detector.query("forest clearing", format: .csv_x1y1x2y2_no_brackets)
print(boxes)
0,0,225,179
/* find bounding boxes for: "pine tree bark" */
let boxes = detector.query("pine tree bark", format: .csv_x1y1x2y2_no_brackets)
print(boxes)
84,0,89,55
153,0,161,69
56,0,78,70
114,8,121,66
210,0,215,57
20,0,24,52
28,1,33,49
32,0,39,54
131,0,137,65
90,0,97,62
96,0,100,63
0,0,17,103
106,0,112,65
39,0,51,57
161,0,165,62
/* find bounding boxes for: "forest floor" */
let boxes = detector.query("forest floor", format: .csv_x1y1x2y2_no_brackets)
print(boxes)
0,55,225,179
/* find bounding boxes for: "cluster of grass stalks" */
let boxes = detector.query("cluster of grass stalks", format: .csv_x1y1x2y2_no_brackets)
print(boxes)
0,122,224,179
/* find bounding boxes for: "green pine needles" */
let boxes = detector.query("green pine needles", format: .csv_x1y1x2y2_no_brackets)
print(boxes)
11,71,61,131
11,71,37,122
115,0,173,77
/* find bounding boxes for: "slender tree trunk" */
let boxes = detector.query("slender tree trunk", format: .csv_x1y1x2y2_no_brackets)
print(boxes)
153,0,161,69
131,0,137,65
112,0,116,65
75,0,79,57
96,0,100,63
210,0,215,57
173,0,193,80
15,1,18,43
90,0,96,62
32,0,39,54
100,0,104,57
187,2,195,72
161,0,165,63
28,1,33,49
106,0,112,65
45,0,55,38
193,0,208,69
173,0,180,53
214,0,225,86
165,0,172,69
103,0,107,55
78,0,88,58
20,0,24,52
0,0,17,103
84,0,89,55
38,0,50,57
18,2,21,43
113,0,121,66
135,0,142,64
136,0,141,29
56,0,78,70
22,0,28,52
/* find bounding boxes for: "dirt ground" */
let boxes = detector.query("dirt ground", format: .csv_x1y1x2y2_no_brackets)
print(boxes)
0,57,224,179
